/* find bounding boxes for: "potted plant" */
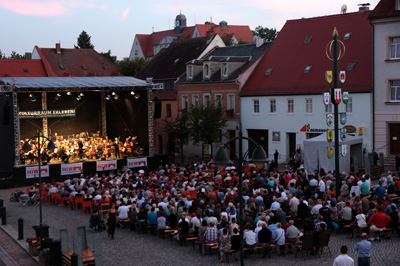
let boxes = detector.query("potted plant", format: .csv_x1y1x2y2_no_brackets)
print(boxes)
26,237,53,257
39,248,52,265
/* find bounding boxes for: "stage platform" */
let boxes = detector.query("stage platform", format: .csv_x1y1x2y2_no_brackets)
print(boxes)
10,154,170,186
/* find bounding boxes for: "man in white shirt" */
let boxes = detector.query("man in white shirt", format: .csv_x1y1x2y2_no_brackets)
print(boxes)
333,245,354,266
318,177,326,193
311,199,323,216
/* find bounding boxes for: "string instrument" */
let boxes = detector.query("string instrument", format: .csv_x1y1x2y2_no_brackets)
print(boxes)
103,147,110,155
86,146,92,157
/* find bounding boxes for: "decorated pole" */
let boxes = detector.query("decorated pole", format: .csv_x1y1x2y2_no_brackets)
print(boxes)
332,28,341,197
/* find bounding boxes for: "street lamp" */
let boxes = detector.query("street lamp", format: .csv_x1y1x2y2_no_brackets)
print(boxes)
22,132,56,240
210,123,267,266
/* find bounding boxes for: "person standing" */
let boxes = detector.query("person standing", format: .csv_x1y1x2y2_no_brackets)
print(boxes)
113,137,120,159
107,203,117,239
274,149,279,164
354,233,371,266
333,245,354,266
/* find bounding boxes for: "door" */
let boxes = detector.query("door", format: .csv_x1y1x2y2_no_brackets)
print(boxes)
247,129,268,158
390,124,400,154
287,133,296,159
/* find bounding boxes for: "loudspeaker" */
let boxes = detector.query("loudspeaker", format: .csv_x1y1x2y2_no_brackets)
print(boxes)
3,102,11,125
154,101,162,119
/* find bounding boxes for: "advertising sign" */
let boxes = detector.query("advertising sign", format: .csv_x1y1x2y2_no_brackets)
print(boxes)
19,109,76,119
61,163,83,176
127,158,148,169
96,160,117,171
26,165,50,179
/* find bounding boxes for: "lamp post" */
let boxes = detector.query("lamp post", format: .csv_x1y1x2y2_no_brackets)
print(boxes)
22,131,56,240
210,122,267,266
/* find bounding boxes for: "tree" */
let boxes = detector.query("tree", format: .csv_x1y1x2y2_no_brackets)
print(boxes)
100,50,117,64
118,57,146,76
9,51,25,59
188,104,227,146
74,30,94,49
253,26,278,41
163,110,190,162
0,50,5,59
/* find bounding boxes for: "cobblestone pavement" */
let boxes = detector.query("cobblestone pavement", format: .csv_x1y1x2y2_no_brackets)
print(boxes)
0,187,399,266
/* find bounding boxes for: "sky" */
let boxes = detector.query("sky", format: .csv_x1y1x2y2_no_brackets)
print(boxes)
0,0,380,61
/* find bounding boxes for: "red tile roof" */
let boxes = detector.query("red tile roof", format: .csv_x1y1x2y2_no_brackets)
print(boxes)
0,59,47,77
35,46,122,77
369,0,399,19
241,11,372,96
195,24,253,43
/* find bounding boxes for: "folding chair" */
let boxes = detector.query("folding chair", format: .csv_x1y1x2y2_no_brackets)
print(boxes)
19,194,30,207
32,194,41,205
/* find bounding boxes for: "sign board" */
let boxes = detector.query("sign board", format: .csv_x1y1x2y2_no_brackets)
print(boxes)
19,109,76,119
300,124,327,133
358,127,364,136
326,71,333,83
334,88,342,104
343,92,349,104
326,114,333,127
340,112,347,125
323,92,330,105
96,160,117,171
127,158,148,169
340,71,346,83
61,163,83,176
26,165,50,179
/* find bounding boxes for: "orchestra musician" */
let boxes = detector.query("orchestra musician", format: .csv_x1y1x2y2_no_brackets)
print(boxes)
113,137,121,159
58,146,70,163
77,139,84,159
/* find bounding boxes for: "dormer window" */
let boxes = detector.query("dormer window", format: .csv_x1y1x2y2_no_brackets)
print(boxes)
187,65,193,80
347,62,356,71
265,68,273,75
304,36,312,44
222,63,228,78
304,65,312,73
204,64,210,79
343,32,352,40
81,65,87,70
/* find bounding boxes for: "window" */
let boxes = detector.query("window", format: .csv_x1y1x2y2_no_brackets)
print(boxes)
187,65,193,79
288,99,294,113
265,68,273,75
192,95,199,107
390,81,400,102
203,94,210,106
325,103,333,113
304,36,312,43
397,0,400,10
227,94,235,111
346,97,353,112
306,98,312,113
270,99,276,113
135,50,138,56
222,63,228,78
347,62,356,71
253,100,260,113
166,104,171,118
343,32,352,40
304,65,312,73
204,64,210,79
215,94,223,108
390,37,400,59
182,95,188,110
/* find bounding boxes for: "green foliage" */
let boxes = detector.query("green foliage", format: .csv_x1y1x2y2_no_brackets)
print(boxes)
9,51,25,59
163,110,190,143
187,104,227,144
0,49,5,59
253,26,278,41
74,30,94,49
100,50,117,64
118,57,146,76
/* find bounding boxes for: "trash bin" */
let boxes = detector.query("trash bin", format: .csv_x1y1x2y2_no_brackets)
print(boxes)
50,240,62,266
33,225,49,238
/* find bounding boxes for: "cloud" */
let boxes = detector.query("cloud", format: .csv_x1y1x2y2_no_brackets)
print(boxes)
120,5,131,21
0,0,108,17
0,0,68,16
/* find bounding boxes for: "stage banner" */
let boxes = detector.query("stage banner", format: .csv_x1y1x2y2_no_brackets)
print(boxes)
61,163,83,176
26,165,50,179
96,160,117,171
127,157,148,168
19,109,76,119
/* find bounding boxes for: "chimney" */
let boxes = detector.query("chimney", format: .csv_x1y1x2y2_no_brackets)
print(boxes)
25,52,32,59
55,43,61,54
358,3,370,12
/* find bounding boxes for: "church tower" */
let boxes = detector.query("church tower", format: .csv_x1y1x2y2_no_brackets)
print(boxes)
174,12,187,35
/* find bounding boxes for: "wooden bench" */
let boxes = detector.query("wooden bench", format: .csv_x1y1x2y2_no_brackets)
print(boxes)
62,250,95,266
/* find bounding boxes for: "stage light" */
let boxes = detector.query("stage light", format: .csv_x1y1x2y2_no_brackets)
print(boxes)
130,91,135,95
112,91,116,96
76,95,82,101
30,94,37,102
66,91,72,95
29,94,33,98
79,92,84,97
134,93,140,100
105,94,111,100
56,93,61,97
114,94,119,100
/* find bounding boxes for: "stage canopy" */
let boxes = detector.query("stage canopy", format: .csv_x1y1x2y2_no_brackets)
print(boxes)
0,76,148,90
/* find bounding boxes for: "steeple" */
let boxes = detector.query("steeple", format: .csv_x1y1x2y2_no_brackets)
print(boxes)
174,11,187,35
